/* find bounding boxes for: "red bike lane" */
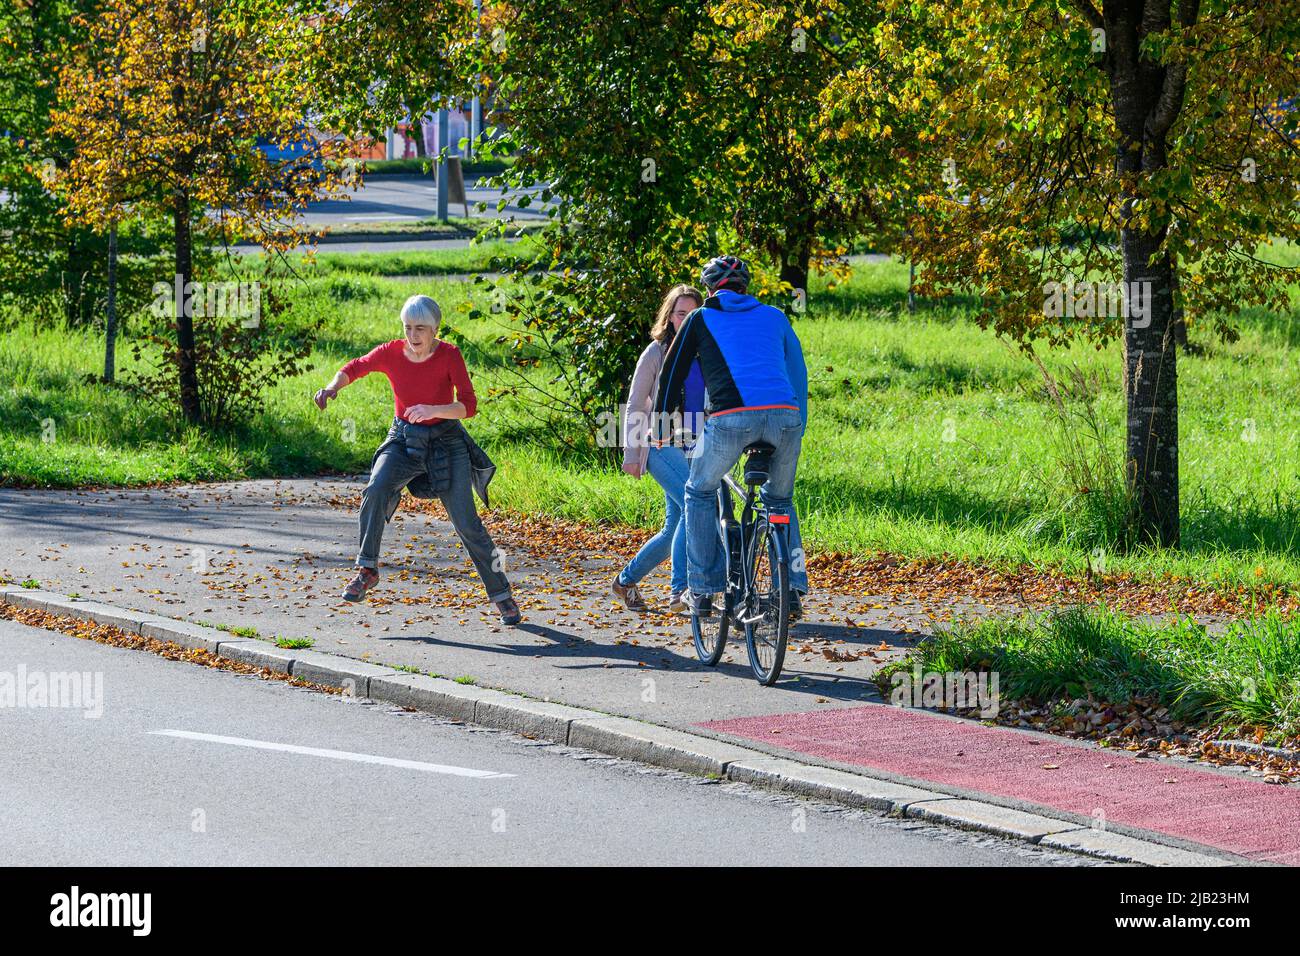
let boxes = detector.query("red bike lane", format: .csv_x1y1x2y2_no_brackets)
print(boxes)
702,704,1300,865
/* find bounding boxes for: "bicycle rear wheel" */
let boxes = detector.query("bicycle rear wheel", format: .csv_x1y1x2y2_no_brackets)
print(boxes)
743,521,789,685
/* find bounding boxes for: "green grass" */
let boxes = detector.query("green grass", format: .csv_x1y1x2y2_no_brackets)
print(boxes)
193,621,257,638
274,636,315,649
312,237,542,277
390,664,444,678
453,675,478,685
321,218,550,240
885,605,1300,737
3,248,1300,594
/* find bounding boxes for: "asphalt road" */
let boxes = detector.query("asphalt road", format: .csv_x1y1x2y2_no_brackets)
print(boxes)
306,174,547,226
0,617,1099,866
222,174,546,252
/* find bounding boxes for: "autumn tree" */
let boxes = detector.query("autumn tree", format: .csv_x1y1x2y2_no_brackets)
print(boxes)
299,0,917,431
455,0,924,431
880,1,1300,547
0,0,129,328
51,0,344,424
460,0,725,436
298,0,474,150
710,0,910,295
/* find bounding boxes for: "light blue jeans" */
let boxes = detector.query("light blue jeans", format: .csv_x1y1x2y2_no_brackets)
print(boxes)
684,407,808,595
619,445,689,594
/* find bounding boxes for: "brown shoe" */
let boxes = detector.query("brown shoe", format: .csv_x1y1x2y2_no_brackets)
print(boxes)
789,589,804,622
496,597,522,625
343,567,379,602
612,575,647,612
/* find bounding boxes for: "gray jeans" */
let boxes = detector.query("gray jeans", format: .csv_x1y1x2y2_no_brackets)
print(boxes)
357,438,513,603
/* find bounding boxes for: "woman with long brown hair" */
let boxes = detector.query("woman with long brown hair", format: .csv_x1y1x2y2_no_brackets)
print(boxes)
612,284,706,614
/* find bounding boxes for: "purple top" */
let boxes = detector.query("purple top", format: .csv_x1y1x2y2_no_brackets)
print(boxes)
683,360,705,416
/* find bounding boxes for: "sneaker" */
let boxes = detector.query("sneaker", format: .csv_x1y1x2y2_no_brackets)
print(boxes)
611,575,648,612
496,596,523,625
789,589,805,622
668,590,689,615
343,567,379,602
684,589,715,618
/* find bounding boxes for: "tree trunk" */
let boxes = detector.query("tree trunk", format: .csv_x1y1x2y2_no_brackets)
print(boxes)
1170,265,1189,351
173,200,201,424
103,223,118,382
779,252,808,293
63,231,94,327
1108,4,1186,548
779,242,810,306
1120,230,1179,547
411,119,426,158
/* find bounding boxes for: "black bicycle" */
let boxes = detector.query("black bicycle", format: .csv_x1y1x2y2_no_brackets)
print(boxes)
691,441,793,685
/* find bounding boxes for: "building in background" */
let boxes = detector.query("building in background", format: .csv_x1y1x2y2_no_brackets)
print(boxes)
330,110,474,162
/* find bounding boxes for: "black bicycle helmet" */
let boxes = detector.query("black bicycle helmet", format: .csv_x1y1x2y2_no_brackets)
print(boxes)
700,255,751,292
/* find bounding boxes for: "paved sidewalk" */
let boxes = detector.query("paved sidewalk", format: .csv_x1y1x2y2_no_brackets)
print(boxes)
0,478,1292,864
0,479,931,724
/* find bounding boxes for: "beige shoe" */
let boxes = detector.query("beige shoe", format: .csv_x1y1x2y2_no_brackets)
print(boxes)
612,576,647,611
667,591,689,615
343,567,379,602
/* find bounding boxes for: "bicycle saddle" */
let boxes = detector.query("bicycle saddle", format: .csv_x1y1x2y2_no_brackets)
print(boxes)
742,442,775,486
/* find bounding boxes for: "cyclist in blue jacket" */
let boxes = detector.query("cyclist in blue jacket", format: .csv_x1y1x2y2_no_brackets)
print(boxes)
653,255,809,620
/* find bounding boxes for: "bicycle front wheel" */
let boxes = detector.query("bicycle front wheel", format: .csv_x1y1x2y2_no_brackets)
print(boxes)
693,484,736,667
744,521,789,685
691,597,729,666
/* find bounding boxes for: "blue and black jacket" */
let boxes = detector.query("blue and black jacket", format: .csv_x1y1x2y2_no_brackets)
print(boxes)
652,288,808,441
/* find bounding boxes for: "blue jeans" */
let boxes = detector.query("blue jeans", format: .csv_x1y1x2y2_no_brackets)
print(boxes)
619,445,689,593
684,407,809,595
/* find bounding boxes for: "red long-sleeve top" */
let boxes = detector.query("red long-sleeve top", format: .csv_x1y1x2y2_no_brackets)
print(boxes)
341,340,478,422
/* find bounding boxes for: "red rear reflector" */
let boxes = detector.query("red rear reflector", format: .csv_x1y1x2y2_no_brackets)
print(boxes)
768,514,790,524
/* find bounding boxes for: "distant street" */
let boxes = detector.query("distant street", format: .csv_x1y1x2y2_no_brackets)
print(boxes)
304,174,548,227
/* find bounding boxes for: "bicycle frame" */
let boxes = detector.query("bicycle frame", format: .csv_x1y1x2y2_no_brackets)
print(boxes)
694,459,793,684
717,478,741,617
720,471,789,626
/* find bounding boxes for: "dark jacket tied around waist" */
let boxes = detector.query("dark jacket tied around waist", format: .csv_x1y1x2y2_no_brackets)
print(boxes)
370,417,497,522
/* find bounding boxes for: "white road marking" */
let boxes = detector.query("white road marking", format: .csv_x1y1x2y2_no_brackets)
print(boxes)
150,730,514,779
343,213,422,220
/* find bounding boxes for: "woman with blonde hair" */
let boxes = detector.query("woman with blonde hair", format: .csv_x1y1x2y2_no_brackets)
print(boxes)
612,284,706,614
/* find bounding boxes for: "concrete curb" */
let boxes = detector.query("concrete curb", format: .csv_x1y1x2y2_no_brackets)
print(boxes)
140,619,228,654
216,639,297,674
0,587,1250,867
